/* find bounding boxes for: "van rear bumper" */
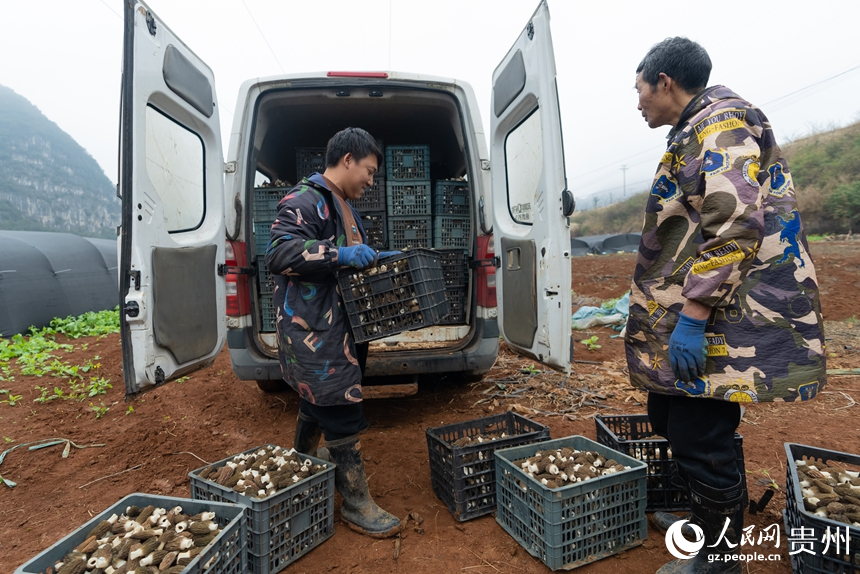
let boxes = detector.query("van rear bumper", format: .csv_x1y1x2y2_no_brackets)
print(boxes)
228,318,499,381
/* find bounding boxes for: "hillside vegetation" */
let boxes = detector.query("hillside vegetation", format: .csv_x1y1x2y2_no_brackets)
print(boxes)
0,85,119,239
571,120,860,236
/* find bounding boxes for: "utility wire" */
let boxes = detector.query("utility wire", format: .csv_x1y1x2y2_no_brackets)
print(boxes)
240,0,285,74
97,0,122,20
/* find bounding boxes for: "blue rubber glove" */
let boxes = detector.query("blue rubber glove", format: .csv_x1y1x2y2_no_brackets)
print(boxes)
377,250,401,259
668,313,708,383
338,244,377,268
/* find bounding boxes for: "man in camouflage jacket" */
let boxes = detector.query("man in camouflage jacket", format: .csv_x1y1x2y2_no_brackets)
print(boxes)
625,38,825,573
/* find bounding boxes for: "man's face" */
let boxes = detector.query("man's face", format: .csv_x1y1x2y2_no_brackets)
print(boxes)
635,72,673,129
343,153,378,200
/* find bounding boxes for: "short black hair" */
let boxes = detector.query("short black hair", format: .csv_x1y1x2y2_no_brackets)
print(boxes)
636,37,711,94
325,127,383,169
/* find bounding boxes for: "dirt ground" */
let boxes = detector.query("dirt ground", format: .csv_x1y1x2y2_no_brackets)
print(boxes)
2,240,859,574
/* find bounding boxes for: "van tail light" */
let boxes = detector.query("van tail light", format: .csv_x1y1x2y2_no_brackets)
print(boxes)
225,240,251,316
476,234,497,308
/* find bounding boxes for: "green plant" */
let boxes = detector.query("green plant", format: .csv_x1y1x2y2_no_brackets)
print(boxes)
805,234,831,242
519,364,541,375
3,436,13,443
0,390,23,406
90,401,109,419
581,335,601,351
175,376,190,384
847,315,858,324
747,468,779,490
126,405,135,415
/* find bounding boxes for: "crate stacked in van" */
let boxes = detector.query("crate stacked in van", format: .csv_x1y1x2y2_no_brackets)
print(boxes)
253,185,289,332
386,146,432,250
433,179,470,324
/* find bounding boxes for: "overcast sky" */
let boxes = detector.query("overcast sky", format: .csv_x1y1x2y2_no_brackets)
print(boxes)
2,0,859,209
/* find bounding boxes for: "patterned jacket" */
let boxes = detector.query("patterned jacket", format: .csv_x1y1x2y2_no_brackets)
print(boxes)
265,174,367,406
625,85,826,403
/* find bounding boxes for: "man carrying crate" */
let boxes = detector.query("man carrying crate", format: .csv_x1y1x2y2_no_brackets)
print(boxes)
624,37,826,573
266,127,401,538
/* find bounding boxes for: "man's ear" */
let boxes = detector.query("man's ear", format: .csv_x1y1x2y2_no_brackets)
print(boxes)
657,72,674,93
342,152,354,168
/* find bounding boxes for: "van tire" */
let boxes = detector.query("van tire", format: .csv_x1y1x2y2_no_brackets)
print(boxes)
256,380,287,393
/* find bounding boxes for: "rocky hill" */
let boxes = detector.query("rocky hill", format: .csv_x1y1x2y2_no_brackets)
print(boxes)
0,85,119,239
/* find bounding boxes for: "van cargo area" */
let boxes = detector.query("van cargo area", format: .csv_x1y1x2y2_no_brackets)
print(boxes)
247,85,476,358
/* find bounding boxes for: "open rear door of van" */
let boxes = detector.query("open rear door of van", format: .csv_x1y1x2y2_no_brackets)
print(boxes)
119,0,226,397
489,0,574,372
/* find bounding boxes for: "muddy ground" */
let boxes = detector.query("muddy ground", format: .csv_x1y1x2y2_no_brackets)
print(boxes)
1,240,859,574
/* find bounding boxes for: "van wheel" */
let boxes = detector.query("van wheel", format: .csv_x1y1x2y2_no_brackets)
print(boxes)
256,380,287,393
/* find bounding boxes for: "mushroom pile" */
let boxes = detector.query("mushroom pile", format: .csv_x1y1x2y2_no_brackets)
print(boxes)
345,260,427,335
53,505,224,574
451,432,507,449
512,448,631,490
796,458,860,525
197,445,327,500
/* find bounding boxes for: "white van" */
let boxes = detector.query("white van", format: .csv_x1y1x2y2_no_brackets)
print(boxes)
118,0,574,397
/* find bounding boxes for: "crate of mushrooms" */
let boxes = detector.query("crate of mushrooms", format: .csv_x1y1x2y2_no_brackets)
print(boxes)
595,414,746,512
189,445,334,574
338,248,448,343
426,412,551,521
15,493,246,574
785,443,860,573
494,436,648,571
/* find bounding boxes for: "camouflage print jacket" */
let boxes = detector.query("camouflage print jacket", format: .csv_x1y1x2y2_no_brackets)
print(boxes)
625,85,826,403
265,174,367,406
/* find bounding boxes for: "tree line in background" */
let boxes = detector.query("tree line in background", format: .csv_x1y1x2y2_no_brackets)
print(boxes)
570,120,860,237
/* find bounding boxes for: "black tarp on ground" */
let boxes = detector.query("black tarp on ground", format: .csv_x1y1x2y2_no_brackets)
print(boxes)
0,231,118,336
571,233,642,256
570,237,593,256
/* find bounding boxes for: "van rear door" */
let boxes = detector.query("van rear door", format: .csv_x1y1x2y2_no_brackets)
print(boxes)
489,0,573,372
119,1,226,397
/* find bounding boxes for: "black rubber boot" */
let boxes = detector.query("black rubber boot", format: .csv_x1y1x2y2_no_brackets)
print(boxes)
293,412,322,457
657,476,745,573
326,434,402,538
650,511,695,538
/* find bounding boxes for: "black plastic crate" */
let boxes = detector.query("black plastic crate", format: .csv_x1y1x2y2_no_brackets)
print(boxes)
358,211,387,249
337,249,448,343
350,176,386,212
386,181,431,216
385,145,430,180
784,443,860,573
426,412,550,521
15,493,246,574
253,187,287,221
434,216,471,249
438,248,469,287
595,414,745,512
189,445,335,574
387,216,432,250
434,180,470,216
439,286,467,325
296,147,327,180
495,436,648,571
254,221,271,255
260,295,276,332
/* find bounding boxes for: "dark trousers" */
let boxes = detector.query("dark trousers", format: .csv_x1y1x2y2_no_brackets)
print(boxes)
298,342,370,442
647,392,742,490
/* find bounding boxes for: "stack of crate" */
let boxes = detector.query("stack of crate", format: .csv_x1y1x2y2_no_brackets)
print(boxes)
386,146,432,250
253,185,288,332
434,179,470,324
351,141,387,249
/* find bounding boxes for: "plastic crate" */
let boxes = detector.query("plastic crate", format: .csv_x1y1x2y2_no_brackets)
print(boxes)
337,249,448,343
439,286,467,325
495,436,648,571
438,248,469,287
784,442,860,573
254,221,271,255
358,211,387,249
387,216,432,250
260,295,276,332
189,445,335,574
426,412,551,521
253,187,287,220
296,147,327,180
434,180,470,216
15,493,246,574
434,216,471,249
257,265,275,296
386,181,432,216
385,145,430,180
594,414,745,512
350,176,386,212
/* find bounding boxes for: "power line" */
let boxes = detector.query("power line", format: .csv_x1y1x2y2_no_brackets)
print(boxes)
240,0,285,74
97,0,122,20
